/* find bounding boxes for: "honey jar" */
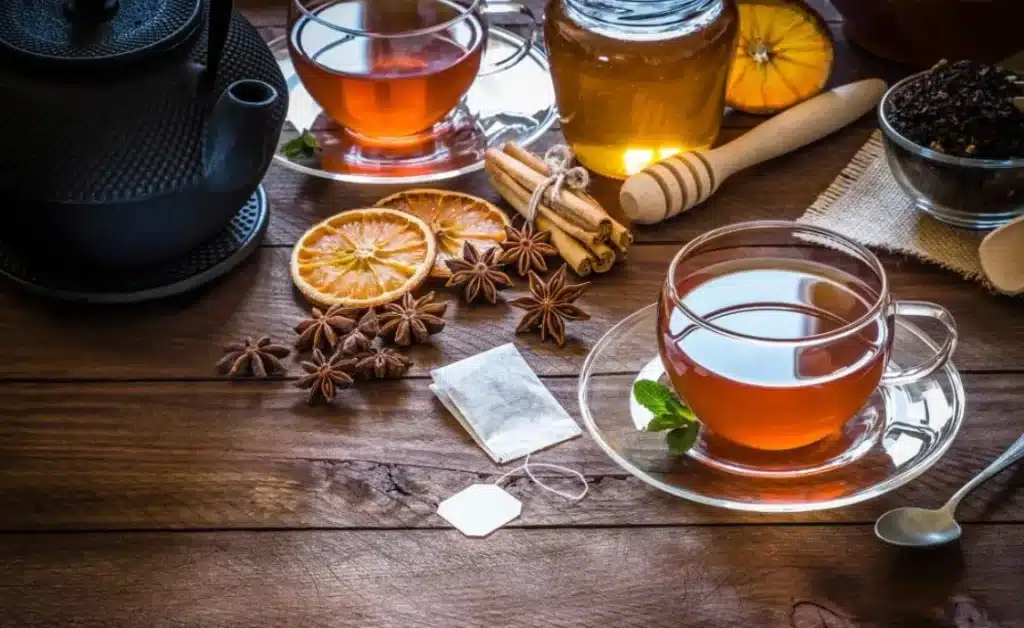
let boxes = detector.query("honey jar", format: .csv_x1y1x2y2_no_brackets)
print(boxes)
544,0,739,179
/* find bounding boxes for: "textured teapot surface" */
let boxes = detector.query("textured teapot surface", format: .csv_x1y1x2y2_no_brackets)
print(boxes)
0,5,287,206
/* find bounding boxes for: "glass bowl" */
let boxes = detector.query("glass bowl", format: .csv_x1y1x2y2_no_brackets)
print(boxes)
577,304,966,513
878,72,1024,230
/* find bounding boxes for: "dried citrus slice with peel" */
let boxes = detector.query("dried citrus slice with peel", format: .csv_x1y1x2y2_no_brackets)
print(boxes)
726,0,834,114
291,208,436,308
375,189,510,278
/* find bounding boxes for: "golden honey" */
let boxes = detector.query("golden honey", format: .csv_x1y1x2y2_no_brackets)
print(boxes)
544,0,739,179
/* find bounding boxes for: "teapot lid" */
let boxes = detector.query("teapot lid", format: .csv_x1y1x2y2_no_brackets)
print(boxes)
0,0,202,70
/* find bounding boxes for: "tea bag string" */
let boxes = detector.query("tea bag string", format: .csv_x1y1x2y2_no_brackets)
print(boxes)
493,454,589,501
526,145,590,223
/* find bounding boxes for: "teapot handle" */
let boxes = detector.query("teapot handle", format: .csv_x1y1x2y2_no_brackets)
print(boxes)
204,0,234,88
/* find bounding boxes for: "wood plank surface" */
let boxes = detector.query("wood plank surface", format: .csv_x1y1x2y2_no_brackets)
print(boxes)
0,243,1019,380
1,526,1020,627
0,373,1019,530
2,3,1021,626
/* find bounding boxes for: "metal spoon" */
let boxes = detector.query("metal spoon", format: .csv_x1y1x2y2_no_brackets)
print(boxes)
875,433,1024,547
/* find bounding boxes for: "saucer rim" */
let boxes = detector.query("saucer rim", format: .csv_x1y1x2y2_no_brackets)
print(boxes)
268,27,558,185
577,302,966,513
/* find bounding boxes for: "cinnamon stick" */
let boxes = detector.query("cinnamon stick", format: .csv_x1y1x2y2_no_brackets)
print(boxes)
503,142,550,175
486,148,611,240
485,163,605,246
536,216,594,277
505,142,633,252
583,239,615,272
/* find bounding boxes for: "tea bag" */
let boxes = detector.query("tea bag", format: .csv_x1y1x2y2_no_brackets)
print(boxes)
429,343,582,464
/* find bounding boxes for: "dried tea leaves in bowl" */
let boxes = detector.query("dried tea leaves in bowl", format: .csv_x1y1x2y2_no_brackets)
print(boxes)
887,60,1024,159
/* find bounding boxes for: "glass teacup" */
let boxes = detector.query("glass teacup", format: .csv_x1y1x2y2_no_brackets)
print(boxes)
657,221,958,458
288,0,536,142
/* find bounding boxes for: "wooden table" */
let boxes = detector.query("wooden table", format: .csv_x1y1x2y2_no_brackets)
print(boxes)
1,2,1021,626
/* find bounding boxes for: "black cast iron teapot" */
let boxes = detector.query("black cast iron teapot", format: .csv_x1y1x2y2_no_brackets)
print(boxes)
0,0,288,267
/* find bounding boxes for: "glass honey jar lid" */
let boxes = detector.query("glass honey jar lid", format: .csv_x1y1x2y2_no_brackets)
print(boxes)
559,0,729,39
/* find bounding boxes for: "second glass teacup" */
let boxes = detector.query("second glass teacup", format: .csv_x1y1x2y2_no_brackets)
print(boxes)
657,221,958,465
288,0,536,142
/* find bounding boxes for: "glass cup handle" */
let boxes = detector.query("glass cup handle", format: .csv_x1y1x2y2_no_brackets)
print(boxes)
880,300,959,387
478,1,538,76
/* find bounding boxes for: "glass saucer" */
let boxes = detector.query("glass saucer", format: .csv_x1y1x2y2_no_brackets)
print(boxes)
578,304,966,513
269,27,558,185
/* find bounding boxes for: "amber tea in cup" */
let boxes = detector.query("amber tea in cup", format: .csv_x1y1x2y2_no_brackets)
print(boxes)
658,221,958,454
289,0,536,141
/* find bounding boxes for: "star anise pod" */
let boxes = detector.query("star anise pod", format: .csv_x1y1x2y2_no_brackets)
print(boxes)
354,345,413,379
293,304,362,352
444,241,513,304
509,264,591,347
499,223,559,276
294,348,356,405
337,309,378,355
216,336,291,378
378,291,448,346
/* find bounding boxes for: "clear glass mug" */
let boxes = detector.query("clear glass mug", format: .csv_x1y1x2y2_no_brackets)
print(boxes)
288,0,537,141
657,221,958,454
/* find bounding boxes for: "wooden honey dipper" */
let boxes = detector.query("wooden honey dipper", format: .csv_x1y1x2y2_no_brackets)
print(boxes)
619,78,888,224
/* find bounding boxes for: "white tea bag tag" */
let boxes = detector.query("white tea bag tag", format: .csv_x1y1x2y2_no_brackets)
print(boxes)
437,484,522,537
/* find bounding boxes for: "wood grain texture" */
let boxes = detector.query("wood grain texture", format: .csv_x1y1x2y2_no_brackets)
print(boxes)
1,4,1020,626
0,526,1020,627
0,374,1019,530
0,244,1019,380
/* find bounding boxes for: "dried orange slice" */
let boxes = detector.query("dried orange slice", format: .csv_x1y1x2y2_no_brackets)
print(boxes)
290,208,436,308
375,189,510,278
726,0,834,114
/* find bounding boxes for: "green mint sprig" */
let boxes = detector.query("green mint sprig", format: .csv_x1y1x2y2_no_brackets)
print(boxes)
281,129,320,160
633,379,699,455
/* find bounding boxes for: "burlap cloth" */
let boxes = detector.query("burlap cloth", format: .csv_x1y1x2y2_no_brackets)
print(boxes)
797,130,987,284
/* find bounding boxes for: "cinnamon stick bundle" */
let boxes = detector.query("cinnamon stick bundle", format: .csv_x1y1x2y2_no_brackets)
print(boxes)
503,143,634,254
485,163,605,246
485,143,634,276
486,149,612,242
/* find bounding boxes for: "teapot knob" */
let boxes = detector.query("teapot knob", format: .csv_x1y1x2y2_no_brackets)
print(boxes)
64,0,119,21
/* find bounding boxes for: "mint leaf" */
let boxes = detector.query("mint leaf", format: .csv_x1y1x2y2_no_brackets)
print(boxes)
282,130,320,160
646,413,685,432
633,379,677,416
634,379,699,454
666,423,700,455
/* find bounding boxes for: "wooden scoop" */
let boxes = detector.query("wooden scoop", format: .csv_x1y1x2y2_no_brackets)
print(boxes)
980,214,1024,295
619,78,889,225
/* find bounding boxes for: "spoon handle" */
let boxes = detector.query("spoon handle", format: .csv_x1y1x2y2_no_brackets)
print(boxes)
947,433,1024,510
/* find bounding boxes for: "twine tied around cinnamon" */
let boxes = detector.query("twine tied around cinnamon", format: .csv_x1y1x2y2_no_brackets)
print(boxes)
526,145,590,223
